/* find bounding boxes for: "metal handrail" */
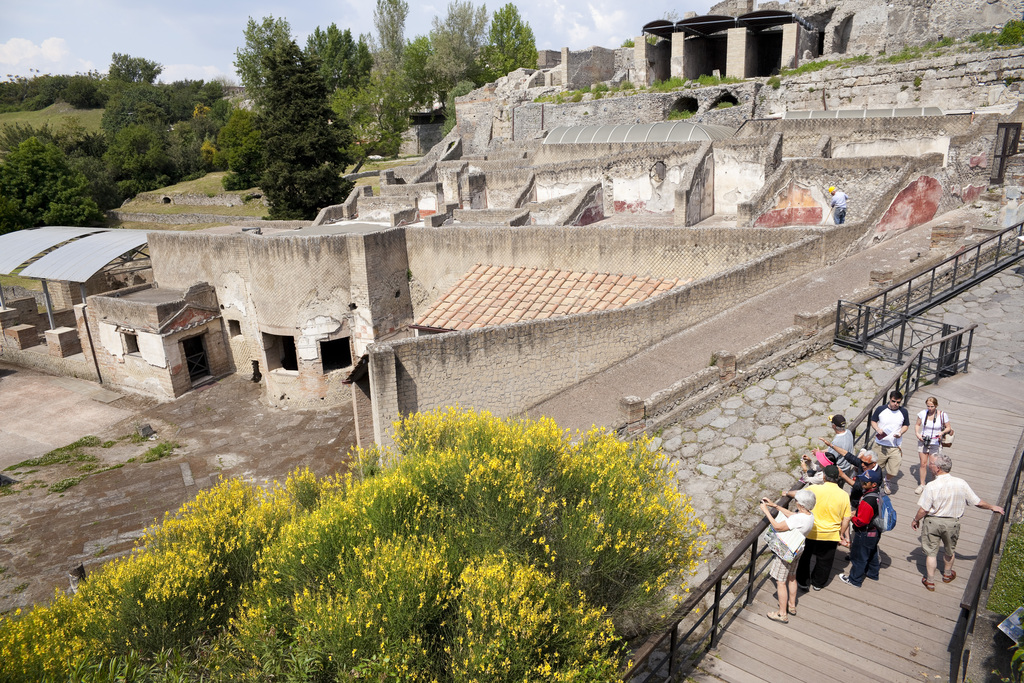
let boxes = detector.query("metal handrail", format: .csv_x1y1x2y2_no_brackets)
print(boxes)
859,222,1023,318
624,324,978,682
950,428,1024,682
836,222,1023,356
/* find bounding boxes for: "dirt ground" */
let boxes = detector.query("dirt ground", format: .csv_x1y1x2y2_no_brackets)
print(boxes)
0,364,356,614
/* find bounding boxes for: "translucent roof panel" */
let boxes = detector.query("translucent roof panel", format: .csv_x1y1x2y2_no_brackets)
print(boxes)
544,121,736,145
20,229,150,282
0,227,106,275
783,107,944,119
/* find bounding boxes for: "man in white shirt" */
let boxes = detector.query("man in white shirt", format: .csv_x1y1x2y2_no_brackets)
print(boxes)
910,453,1003,591
871,390,910,495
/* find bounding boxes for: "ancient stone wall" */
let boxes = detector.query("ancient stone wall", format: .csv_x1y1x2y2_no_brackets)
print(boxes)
760,48,1024,114
371,231,833,443
403,224,813,316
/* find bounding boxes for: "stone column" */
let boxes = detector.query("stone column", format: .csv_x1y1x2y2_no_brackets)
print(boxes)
782,24,799,70
368,343,400,447
726,27,749,80
671,33,686,80
633,38,649,86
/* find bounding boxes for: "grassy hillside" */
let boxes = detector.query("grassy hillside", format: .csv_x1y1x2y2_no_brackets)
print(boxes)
0,103,104,133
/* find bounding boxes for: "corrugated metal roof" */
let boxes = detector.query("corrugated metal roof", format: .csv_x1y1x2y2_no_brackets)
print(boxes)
544,121,735,145
782,107,944,119
0,227,106,275
20,229,150,282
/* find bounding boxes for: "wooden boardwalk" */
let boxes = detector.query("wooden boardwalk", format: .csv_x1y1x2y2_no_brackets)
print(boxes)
691,370,1024,683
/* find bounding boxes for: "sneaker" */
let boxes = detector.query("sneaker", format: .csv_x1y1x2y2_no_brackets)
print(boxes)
839,574,860,588
811,584,823,591
915,485,924,495
883,482,893,495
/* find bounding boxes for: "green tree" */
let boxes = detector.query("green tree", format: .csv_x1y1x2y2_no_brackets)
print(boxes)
101,83,169,135
62,74,106,108
217,108,264,190
427,0,489,100
373,0,409,75
305,24,373,92
0,137,104,234
402,34,438,110
258,40,352,219
108,52,163,84
331,70,411,160
234,15,293,105
443,79,476,135
103,124,172,197
481,3,536,81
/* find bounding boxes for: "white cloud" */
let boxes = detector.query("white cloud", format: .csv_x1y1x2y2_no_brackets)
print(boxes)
0,37,69,67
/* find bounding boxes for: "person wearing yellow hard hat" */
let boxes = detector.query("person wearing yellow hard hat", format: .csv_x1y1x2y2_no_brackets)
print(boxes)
828,186,849,224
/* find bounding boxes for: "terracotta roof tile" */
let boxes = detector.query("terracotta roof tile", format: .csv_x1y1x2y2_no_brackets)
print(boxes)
414,263,683,331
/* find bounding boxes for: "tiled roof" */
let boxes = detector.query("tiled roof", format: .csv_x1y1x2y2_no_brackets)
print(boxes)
414,263,686,332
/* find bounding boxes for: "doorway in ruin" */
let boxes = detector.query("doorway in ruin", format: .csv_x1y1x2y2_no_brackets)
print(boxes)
182,335,210,382
670,96,699,119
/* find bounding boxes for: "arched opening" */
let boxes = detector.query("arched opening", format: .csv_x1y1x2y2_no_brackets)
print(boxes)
669,96,699,120
711,92,740,110
161,196,171,204
832,15,853,54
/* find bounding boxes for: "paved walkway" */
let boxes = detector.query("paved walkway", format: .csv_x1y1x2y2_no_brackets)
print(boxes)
531,209,989,434
693,370,1024,683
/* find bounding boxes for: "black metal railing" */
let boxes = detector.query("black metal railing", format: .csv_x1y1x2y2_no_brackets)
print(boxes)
835,222,1024,356
624,324,978,682
834,301,964,364
950,428,1024,682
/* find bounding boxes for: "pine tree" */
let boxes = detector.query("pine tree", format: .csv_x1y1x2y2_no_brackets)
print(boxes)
257,40,353,220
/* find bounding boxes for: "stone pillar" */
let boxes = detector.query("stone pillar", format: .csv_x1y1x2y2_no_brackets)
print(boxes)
870,269,894,288
560,47,570,88
795,312,819,335
368,343,400,447
633,38,649,86
782,24,799,70
620,396,646,434
726,27,749,80
351,377,375,449
671,33,686,80
45,326,82,357
716,351,737,382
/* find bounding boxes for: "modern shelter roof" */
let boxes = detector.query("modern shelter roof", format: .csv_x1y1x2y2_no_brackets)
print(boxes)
544,121,735,145
0,227,150,282
782,107,944,119
0,227,106,275
643,11,811,39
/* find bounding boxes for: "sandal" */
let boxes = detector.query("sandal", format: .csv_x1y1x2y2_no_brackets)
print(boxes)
767,611,789,623
788,606,797,616
942,571,957,583
922,577,936,591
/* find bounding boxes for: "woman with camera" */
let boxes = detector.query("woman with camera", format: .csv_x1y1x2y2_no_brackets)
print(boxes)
759,490,816,623
915,396,953,495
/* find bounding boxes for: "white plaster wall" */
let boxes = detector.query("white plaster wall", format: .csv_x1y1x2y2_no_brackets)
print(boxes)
297,315,344,361
833,138,950,165
417,195,437,213
97,322,124,359
714,149,764,214
536,182,587,203
138,332,167,368
165,338,183,372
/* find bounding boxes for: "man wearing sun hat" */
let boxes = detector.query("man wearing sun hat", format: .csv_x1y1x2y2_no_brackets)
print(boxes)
829,186,849,224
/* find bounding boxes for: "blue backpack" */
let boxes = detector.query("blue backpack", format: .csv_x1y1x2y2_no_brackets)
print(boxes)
865,492,897,532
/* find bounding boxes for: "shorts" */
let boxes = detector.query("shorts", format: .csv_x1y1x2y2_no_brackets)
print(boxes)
921,516,960,557
876,444,903,476
768,550,802,581
918,439,942,455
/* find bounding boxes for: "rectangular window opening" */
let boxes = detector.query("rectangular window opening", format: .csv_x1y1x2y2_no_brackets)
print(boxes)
228,319,242,337
123,332,139,355
263,333,298,372
321,337,352,373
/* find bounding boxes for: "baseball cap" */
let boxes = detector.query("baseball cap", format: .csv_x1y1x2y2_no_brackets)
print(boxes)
829,414,846,428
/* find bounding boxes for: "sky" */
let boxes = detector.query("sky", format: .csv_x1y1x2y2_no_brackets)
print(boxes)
1,0,711,84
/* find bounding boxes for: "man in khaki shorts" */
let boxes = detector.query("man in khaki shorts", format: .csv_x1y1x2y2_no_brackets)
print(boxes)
910,453,1003,591
870,390,910,494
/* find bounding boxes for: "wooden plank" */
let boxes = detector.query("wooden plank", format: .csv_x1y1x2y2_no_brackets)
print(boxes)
685,371,1024,683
